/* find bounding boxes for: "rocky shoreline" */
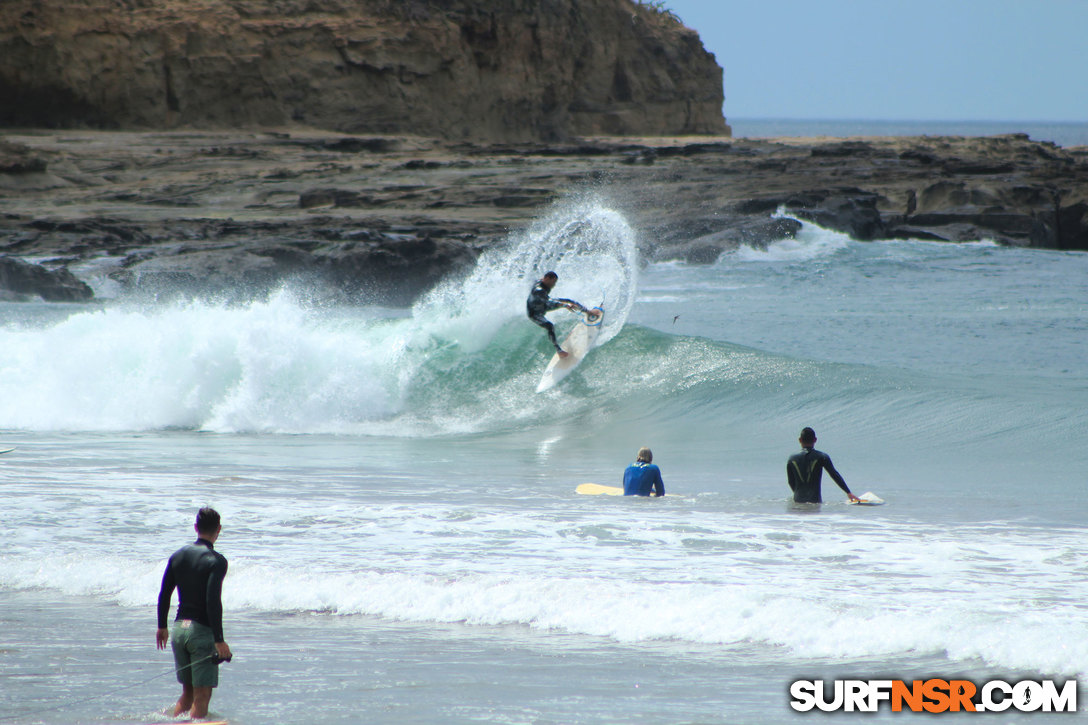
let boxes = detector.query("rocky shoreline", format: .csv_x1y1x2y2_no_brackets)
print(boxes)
1,129,1086,304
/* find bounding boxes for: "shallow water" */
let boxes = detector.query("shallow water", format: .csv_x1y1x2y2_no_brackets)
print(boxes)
2,201,1086,722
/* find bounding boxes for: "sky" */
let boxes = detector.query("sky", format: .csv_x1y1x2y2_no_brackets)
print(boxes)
662,0,1088,122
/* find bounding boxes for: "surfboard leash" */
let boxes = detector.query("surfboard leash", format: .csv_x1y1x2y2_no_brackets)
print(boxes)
0,652,220,722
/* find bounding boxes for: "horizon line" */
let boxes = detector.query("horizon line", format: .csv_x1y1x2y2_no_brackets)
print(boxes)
726,116,1086,125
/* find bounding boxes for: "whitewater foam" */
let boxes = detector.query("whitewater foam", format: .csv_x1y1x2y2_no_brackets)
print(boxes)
729,208,852,262
6,505,1087,678
416,194,640,348
0,196,641,434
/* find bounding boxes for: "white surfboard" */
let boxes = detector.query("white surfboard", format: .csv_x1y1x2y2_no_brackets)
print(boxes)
0,447,15,455
536,307,604,392
849,491,885,506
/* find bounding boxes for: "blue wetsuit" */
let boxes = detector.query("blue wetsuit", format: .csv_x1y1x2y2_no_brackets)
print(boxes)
623,461,665,497
786,447,852,503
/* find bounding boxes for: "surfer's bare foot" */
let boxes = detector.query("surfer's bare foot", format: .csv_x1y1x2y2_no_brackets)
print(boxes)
558,350,569,358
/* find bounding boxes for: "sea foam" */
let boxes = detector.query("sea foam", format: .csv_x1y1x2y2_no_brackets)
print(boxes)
0,196,639,434
5,500,1087,678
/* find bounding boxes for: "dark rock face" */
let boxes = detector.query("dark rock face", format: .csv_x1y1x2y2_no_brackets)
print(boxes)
107,235,480,306
760,188,886,241
2,130,1087,305
0,255,93,301
0,140,48,173
0,0,728,142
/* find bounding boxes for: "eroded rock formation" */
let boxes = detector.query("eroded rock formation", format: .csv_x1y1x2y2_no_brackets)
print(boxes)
0,0,728,141
2,130,1086,303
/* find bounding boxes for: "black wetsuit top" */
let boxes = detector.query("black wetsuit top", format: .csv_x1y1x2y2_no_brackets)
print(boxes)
526,282,577,320
786,447,852,504
527,282,578,350
157,538,229,642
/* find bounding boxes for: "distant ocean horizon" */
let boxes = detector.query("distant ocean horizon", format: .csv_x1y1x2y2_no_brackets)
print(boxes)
729,117,1088,147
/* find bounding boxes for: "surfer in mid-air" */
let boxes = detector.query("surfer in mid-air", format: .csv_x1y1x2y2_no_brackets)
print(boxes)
527,271,586,358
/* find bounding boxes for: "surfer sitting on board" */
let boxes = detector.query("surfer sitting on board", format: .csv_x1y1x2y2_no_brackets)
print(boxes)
527,271,586,358
787,427,861,504
623,447,665,497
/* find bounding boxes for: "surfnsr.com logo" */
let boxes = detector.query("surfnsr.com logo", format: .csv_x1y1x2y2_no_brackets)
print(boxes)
790,679,1078,713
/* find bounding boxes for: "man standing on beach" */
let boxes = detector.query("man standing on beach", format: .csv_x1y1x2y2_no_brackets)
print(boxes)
526,271,586,358
623,447,665,497
787,428,860,504
156,507,232,719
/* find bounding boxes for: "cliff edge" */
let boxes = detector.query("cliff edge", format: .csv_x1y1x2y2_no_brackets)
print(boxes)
0,0,728,141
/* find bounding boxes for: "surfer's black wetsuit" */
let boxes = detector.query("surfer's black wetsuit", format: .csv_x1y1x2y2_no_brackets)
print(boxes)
527,281,580,352
157,538,229,642
787,447,853,504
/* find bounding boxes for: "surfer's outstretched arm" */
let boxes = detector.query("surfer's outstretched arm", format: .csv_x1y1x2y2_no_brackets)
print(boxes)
552,297,585,312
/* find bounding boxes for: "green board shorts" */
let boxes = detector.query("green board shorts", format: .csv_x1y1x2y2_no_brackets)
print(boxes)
171,619,219,688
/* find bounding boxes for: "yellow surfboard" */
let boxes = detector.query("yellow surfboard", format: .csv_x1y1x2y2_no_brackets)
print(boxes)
576,483,624,496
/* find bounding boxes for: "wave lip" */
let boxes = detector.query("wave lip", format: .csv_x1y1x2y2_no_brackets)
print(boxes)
0,196,640,434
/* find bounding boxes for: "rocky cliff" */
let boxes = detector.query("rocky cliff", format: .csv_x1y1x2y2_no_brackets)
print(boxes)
0,0,728,141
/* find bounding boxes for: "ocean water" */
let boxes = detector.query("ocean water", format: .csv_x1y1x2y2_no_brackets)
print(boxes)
1,198,1087,723
731,117,1088,148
